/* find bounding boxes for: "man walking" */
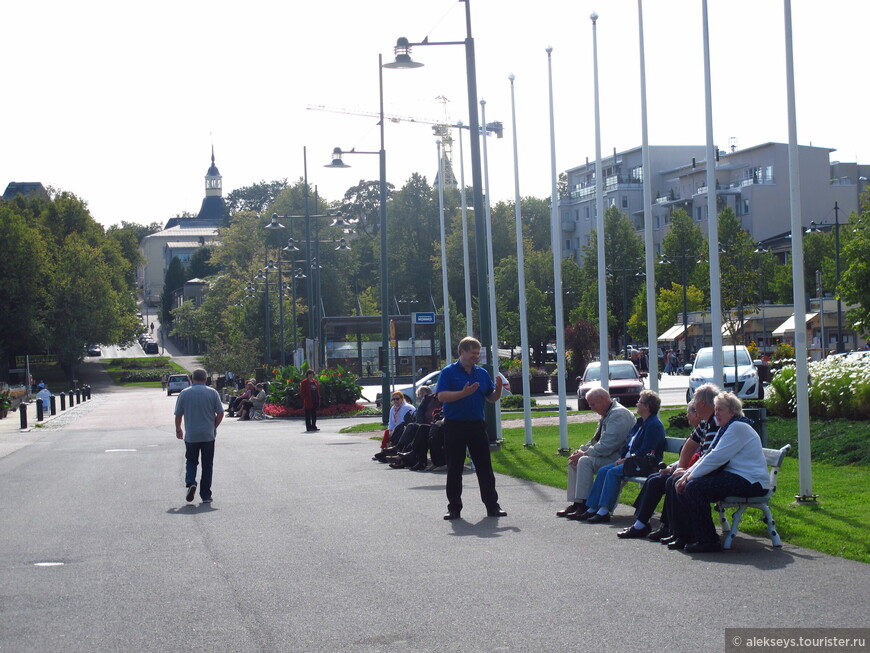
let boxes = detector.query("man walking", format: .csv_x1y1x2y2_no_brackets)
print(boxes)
435,337,505,521
174,368,224,503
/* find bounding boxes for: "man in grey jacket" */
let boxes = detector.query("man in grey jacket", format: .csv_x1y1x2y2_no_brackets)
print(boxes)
174,368,224,503
557,387,635,519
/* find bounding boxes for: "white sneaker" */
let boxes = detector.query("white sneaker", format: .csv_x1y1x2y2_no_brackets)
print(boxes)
185,484,197,502
202,497,213,503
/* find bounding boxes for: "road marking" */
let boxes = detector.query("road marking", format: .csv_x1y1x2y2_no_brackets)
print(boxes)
33,562,64,567
105,449,137,453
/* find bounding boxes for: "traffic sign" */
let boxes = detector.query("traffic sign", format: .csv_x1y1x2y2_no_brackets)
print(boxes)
413,312,435,325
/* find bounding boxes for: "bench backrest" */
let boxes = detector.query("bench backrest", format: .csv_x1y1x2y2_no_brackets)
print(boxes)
762,444,791,495
663,437,686,455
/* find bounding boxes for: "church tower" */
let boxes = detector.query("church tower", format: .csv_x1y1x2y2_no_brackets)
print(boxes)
195,146,228,223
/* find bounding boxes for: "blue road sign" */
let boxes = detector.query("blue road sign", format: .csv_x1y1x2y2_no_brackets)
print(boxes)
413,312,435,325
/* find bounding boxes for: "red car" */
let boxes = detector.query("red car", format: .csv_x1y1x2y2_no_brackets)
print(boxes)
576,361,643,410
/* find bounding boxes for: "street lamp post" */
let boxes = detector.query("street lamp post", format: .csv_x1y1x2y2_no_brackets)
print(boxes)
325,54,390,424
264,215,286,365
385,0,498,436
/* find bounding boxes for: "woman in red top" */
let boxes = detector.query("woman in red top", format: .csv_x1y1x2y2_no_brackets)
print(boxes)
300,370,320,432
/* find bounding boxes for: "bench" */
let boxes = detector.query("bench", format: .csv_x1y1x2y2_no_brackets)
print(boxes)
716,443,791,549
623,436,687,487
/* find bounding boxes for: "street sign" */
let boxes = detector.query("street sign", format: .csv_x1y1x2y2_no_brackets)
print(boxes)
413,312,435,325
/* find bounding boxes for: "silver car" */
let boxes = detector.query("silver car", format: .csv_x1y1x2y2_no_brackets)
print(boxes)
685,345,761,402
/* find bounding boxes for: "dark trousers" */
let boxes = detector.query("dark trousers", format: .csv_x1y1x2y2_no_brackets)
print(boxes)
304,408,317,431
185,441,215,500
444,419,499,513
664,472,689,537
634,471,673,525
677,471,767,544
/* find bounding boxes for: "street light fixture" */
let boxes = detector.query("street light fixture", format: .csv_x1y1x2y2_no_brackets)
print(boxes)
324,54,391,425
385,0,498,437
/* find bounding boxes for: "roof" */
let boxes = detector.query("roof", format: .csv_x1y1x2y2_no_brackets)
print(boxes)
658,323,693,341
2,182,49,201
772,313,818,335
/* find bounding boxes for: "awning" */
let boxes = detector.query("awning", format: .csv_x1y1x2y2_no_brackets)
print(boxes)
772,313,817,335
658,323,692,342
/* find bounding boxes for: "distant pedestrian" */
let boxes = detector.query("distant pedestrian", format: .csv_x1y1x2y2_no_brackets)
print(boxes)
300,369,320,432
174,368,224,503
36,382,51,413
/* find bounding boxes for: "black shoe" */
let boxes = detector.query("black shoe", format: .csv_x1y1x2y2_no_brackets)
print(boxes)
409,462,426,471
586,513,611,524
185,484,197,503
685,541,722,553
487,508,507,517
667,538,690,550
443,511,461,521
660,534,679,545
572,511,596,521
617,524,651,539
556,503,583,518
648,526,671,541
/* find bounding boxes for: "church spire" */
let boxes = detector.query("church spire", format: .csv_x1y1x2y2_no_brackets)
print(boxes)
205,145,222,198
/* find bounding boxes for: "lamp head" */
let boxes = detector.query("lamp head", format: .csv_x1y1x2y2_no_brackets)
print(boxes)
335,238,351,251
265,213,285,230
283,238,300,253
383,37,424,69
325,147,350,168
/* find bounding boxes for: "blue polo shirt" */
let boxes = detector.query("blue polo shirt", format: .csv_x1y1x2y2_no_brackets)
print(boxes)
435,360,494,421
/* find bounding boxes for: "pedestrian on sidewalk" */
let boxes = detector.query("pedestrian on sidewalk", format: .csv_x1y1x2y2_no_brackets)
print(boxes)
300,369,320,432
174,368,224,503
435,336,506,521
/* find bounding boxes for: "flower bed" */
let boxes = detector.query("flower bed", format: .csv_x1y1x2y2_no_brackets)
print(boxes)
767,357,870,419
263,403,368,418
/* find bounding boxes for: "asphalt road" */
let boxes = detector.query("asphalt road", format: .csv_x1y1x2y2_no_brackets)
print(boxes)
1,377,867,653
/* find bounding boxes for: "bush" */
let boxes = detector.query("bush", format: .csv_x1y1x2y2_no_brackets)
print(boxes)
766,357,870,420
668,412,689,429
119,368,176,383
501,394,537,409
268,363,362,410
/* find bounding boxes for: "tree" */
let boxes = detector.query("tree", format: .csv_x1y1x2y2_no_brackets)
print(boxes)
717,207,761,342
573,205,645,353
225,179,289,214
161,257,189,325
839,210,870,336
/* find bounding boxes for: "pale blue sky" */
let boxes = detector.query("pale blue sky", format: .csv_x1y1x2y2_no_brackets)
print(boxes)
3,0,867,226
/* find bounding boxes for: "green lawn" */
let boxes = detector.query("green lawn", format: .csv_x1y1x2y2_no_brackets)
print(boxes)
344,409,870,563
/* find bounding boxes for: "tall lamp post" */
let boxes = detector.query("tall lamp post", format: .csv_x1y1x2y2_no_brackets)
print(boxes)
385,0,497,436
325,54,390,424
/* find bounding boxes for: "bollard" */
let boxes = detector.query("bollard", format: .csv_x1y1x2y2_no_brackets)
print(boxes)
69,390,75,406
85,385,92,400
60,392,66,411
75,389,81,404
19,403,27,429
50,395,57,416
36,400,44,422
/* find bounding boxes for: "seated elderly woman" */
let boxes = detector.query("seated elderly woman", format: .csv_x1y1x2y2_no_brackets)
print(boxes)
372,391,416,462
673,391,769,553
578,389,667,524
388,386,442,469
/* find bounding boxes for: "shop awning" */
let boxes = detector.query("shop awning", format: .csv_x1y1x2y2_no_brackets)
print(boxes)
658,323,692,341
772,313,817,335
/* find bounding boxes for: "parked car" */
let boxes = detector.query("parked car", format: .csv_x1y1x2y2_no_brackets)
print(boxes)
143,341,159,354
375,369,512,408
544,345,557,362
576,361,644,410
86,345,102,357
167,374,192,396
685,345,761,402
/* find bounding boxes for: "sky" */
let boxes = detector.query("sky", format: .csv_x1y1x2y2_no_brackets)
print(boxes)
3,0,869,228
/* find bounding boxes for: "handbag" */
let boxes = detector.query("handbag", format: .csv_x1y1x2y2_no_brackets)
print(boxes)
623,452,658,477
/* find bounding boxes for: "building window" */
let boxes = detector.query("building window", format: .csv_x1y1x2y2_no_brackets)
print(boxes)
654,215,660,230
584,206,590,219
621,195,629,209
565,239,571,251
696,206,703,221
742,199,750,215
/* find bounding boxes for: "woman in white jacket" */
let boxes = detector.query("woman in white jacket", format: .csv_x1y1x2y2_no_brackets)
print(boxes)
674,391,769,553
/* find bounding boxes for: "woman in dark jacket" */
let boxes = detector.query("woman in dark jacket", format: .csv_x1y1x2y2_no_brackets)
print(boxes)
300,370,320,432
578,389,667,523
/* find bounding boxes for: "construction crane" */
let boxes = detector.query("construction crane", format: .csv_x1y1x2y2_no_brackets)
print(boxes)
307,101,503,188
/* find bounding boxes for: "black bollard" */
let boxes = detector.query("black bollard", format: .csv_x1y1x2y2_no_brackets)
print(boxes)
19,403,27,429
75,389,81,404
60,393,66,411
85,385,92,400
69,390,75,406
50,395,57,416
36,400,44,422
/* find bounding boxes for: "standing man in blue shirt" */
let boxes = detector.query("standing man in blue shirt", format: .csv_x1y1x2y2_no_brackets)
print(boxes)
435,337,505,521
174,368,224,503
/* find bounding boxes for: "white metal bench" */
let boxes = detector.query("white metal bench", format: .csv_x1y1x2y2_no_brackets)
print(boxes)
716,443,791,549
